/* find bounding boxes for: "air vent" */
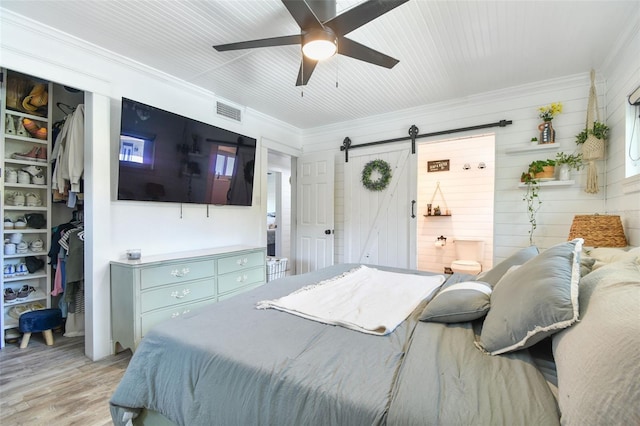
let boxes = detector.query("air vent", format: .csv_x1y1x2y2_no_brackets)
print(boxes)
216,101,242,122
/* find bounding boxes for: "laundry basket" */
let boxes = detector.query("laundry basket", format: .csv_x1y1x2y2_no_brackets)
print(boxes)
266,257,288,282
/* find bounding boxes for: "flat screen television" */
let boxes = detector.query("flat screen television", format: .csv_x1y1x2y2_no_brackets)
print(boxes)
117,98,256,206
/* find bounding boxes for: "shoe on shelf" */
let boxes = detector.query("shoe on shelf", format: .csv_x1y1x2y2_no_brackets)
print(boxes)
6,191,26,206
36,146,47,162
25,192,42,207
5,168,17,183
17,285,36,299
11,146,40,162
15,263,29,276
8,304,30,320
5,115,16,134
22,165,43,176
29,239,44,252
32,174,46,185
3,264,16,278
4,287,17,303
17,170,31,184
16,241,29,254
16,119,28,137
4,217,15,229
14,217,27,229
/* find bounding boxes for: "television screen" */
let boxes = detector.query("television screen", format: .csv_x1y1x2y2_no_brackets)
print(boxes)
117,98,256,206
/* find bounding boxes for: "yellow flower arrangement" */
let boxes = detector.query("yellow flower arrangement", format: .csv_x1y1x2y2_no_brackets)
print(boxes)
538,102,563,121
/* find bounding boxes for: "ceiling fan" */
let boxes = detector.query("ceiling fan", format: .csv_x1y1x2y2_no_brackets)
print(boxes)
213,0,409,86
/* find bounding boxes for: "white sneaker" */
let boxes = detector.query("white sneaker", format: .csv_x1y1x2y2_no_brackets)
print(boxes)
5,115,16,134
7,191,25,206
17,170,31,184
4,218,14,229
29,239,44,252
5,168,17,183
14,217,27,229
22,165,43,176
25,192,42,207
32,174,46,185
16,241,29,254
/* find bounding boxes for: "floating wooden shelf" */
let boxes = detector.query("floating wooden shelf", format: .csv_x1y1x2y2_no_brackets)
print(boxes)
423,214,452,217
518,180,575,188
506,143,559,155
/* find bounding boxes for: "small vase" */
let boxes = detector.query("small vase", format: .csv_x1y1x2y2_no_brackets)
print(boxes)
558,163,570,181
537,120,556,144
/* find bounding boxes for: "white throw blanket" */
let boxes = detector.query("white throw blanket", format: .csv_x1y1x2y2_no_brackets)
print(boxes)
257,265,445,335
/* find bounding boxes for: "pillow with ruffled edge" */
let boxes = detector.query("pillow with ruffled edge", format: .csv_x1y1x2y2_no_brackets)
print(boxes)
419,281,492,323
477,239,583,356
476,245,539,287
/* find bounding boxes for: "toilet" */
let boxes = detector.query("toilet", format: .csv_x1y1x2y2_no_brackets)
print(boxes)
451,239,484,275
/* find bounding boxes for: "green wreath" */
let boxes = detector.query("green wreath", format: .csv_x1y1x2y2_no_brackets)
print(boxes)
362,159,392,191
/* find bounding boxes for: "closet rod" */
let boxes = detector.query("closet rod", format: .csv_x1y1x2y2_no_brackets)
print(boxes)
340,119,512,162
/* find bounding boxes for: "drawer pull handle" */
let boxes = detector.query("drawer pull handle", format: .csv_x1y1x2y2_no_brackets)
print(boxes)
170,289,191,299
171,308,190,319
170,267,190,277
236,274,248,283
236,258,248,266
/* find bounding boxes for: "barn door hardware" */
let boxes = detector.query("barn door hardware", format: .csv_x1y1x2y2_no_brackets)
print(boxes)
340,120,512,162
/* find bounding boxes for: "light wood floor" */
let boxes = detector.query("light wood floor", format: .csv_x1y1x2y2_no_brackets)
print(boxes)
0,332,132,426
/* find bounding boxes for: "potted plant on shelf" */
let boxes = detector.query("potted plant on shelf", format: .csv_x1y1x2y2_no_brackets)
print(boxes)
554,152,583,180
575,122,609,145
520,171,542,245
526,159,555,180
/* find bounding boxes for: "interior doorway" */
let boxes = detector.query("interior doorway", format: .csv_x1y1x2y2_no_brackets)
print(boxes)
266,150,294,274
416,134,495,274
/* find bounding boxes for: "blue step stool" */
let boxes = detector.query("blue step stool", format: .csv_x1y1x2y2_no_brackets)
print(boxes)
19,308,63,349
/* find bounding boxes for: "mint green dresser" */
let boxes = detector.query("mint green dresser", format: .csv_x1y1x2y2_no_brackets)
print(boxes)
110,246,266,353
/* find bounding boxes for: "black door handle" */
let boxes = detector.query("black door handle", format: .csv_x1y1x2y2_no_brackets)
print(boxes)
411,200,416,218
324,229,332,235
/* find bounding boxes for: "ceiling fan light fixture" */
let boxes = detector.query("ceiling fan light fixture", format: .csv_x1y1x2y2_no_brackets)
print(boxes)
302,28,337,61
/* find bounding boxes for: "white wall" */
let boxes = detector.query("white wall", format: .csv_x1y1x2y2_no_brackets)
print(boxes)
1,10,301,360
601,11,640,245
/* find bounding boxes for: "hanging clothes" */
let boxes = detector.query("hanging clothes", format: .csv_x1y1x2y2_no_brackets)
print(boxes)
51,104,85,206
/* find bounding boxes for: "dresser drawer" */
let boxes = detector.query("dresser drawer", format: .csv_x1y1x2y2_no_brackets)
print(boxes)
140,278,215,313
141,298,214,336
217,250,265,275
218,266,266,295
140,259,215,289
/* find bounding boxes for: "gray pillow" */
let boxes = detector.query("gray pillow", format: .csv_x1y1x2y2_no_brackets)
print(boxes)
477,239,583,355
552,256,640,425
476,245,539,287
419,281,492,323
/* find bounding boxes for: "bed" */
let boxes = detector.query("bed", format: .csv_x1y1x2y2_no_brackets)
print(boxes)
110,240,640,426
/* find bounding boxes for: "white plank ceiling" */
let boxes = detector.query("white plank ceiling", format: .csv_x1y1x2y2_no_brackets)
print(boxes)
1,0,638,129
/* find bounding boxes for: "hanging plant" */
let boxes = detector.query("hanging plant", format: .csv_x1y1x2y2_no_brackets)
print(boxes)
362,159,392,191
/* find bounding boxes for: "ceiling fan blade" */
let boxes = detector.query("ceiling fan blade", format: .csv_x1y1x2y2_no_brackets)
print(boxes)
282,0,323,31
338,37,399,68
326,0,409,36
213,34,301,52
296,56,319,86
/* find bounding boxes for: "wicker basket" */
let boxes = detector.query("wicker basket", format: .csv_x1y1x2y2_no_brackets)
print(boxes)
266,257,288,282
567,215,627,247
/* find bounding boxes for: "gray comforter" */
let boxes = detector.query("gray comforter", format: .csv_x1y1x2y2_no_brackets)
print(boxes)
110,264,559,426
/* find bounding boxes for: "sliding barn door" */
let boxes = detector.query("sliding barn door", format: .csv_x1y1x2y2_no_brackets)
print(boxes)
344,147,416,269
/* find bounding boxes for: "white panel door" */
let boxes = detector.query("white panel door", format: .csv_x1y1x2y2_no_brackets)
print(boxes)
344,147,416,269
296,151,335,274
